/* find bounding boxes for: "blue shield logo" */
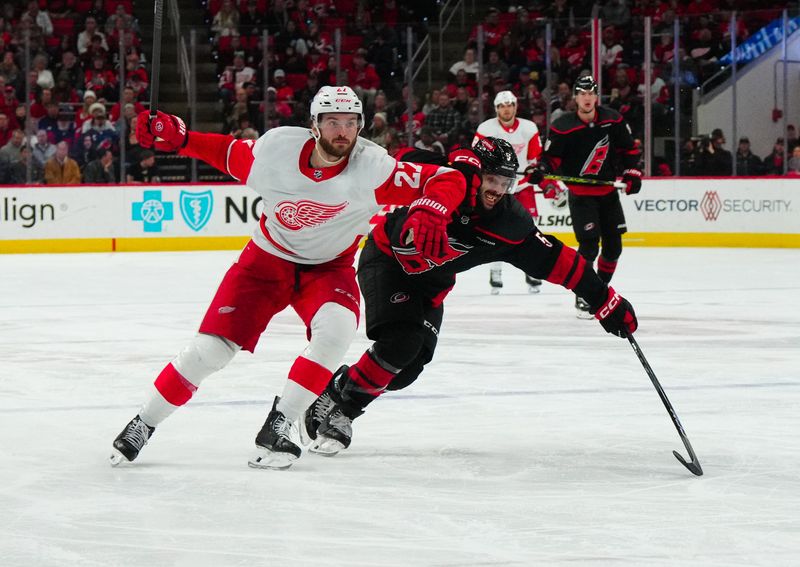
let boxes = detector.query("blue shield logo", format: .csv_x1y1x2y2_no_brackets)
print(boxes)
180,190,213,232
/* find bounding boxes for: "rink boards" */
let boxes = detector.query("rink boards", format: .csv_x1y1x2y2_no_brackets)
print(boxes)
1,177,799,253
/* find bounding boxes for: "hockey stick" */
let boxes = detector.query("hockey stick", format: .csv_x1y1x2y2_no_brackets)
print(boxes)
516,171,627,190
626,332,703,476
149,0,164,118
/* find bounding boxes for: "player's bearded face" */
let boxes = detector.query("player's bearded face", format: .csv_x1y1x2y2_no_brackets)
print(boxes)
497,103,516,123
316,113,360,157
479,173,514,210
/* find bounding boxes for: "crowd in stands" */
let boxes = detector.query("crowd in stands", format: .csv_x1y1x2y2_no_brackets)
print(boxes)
1,0,799,185
207,0,798,177
0,0,157,184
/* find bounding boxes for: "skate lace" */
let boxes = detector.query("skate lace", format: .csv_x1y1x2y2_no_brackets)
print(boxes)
272,413,296,439
313,391,336,423
123,419,151,450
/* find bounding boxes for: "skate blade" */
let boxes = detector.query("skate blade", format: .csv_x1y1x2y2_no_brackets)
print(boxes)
248,447,299,470
310,436,345,457
297,417,316,447
109,448,129,467
575,309,593,320
527,285,541,294
490,287,501,295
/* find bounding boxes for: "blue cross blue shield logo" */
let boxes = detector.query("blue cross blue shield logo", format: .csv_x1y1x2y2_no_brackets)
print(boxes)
180,190,214,232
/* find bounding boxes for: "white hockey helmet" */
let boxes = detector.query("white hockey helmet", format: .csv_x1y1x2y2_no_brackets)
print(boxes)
310,85,364,126
494,90,517,107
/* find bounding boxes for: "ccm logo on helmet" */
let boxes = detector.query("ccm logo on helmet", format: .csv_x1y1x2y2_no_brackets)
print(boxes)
453,155,481,168
597,292,620,319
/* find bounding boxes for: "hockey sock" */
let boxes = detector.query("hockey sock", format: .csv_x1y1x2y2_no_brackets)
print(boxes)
140,363,196,426
342,349,399,409
597,256,618,284
278,356,333,421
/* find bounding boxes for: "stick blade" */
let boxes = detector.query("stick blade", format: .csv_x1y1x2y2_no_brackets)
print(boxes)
673,450,703,476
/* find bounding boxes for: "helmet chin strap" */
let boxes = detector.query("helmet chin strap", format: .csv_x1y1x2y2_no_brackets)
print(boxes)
311,120,347,166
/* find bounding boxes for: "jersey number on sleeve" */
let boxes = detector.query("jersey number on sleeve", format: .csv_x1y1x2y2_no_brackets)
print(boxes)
393,161,423,189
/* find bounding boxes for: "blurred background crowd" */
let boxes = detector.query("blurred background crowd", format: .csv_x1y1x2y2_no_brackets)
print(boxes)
1,0,799,185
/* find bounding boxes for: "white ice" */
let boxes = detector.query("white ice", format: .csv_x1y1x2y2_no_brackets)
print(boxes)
1,247,798,566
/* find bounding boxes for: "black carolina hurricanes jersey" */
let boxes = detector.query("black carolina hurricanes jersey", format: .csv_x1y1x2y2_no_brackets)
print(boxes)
543,107,639,196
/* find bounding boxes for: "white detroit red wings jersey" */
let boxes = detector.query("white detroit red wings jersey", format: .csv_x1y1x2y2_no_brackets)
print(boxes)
210,127,461,264
473,117,542,192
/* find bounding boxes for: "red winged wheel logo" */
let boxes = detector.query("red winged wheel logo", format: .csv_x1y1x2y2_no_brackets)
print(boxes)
274,200,349,230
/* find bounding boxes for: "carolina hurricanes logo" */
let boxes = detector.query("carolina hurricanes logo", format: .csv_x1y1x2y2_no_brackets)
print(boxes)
274,200,349,230
580,135,610,176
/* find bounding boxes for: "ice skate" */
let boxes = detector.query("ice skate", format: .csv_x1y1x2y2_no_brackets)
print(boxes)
525,275,542,294
248,396,302,470
110,415,155,466
575,296,593,319
299,368,346,445
310,409,353,457
489,268,503,295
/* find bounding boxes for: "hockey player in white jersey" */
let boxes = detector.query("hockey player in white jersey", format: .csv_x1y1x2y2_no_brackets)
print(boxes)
473,90,543,294
109,86,465,470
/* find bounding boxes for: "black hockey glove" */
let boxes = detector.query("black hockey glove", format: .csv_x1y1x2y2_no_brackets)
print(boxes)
593,287,638,338
621,168,642,195
524,160,551,186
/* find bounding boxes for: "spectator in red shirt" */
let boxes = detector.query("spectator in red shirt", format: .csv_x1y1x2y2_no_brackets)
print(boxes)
560,30,588,70
0,85,18,119
468,7,507,48
110,86,145,122
0,112,12,147
347,49,381,107
271,69,295,102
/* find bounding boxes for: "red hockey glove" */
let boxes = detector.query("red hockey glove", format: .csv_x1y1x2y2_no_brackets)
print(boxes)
541,179,567,208
136,110,188,152
593,286,638,338
400,198,452,259
621,168,642,195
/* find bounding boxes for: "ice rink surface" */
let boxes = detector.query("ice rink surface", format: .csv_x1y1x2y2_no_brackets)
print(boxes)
1,246,798,566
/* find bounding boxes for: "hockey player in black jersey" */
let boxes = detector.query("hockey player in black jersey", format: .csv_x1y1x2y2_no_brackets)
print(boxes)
528,75,642,318
299,136,638,456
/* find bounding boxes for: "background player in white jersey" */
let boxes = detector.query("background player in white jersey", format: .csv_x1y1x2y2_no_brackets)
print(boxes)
473,90,544,294
110,86,465,470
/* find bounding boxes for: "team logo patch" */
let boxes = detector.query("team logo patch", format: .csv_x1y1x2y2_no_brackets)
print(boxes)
274,200,348,230
180,190,213,231
313,169,323,179
584,222,596,231
390,292,411,304
218,306,236,314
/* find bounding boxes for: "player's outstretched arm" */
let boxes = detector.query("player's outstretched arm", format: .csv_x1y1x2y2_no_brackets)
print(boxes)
509,234,638,337
135,111,254,181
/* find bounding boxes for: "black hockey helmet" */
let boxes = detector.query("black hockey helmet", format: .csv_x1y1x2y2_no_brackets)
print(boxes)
472,136,519,179
573,75,598,95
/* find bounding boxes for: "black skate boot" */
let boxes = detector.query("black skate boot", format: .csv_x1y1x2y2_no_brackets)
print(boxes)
110,415,155,466
299,366,347,445
525,274,542,294
575,296,593,319
248,396,302,470
305,366,365,456
489,268,503,295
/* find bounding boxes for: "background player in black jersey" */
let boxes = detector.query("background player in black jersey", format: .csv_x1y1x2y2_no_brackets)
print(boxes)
528,75,642,318
299,137,639,456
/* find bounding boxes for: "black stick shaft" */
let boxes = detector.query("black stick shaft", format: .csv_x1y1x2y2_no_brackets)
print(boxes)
627,333,703,476
150,0,164,117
